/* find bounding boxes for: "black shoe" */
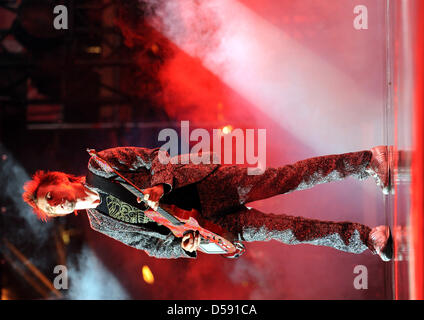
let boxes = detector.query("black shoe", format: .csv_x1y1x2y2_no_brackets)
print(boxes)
369,225,393,261
380,229,393,261
366,146,393,195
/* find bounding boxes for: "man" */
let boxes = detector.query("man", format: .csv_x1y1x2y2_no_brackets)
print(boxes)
22,145,394,261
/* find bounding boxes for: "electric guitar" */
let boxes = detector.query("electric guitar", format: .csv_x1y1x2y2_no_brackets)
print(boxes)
87,149,245,258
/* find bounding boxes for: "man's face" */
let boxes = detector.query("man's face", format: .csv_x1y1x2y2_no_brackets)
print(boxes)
36,181,77,216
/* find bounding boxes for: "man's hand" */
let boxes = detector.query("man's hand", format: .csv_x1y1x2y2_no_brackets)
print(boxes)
181,231,201,252
137,184,164,211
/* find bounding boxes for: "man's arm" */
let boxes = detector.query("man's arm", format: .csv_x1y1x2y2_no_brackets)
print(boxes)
119,230,198,259
141,233,198,259
89,146,175,192
87,209,197,259
121,227,200,259
89,146,221,194
149,236,198,259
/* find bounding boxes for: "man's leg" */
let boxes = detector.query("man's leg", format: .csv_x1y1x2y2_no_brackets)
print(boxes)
197,150,372,216
214,206,375,254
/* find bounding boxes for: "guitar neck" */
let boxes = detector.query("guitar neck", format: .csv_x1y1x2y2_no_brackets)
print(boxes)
119,182,184,226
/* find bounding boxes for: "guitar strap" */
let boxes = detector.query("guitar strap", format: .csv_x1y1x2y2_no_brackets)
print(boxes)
85,171,148,211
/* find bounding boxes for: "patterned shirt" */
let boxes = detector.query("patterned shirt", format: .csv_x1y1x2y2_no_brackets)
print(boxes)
95,191,156,225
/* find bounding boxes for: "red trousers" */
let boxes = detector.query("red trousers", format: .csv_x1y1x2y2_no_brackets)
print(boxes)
196,150,375,254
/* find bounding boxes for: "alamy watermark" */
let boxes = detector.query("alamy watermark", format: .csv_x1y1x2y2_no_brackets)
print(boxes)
53,265,68,290
53,5,68,30
353,5,368,30
157,121,266,175
353,265,368,290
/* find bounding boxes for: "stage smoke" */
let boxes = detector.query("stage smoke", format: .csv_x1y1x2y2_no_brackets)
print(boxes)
66,245,130,300
0,143,52,243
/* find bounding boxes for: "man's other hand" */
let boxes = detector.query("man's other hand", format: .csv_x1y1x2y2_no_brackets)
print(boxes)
181,231,201,252
137,184,164,211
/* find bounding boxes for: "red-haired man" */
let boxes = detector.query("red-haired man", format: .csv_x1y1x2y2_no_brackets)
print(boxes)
23,146,394,260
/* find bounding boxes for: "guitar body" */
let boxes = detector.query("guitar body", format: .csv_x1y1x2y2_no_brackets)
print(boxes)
144,205,238,255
